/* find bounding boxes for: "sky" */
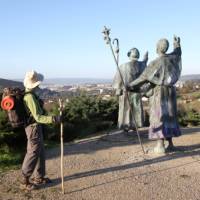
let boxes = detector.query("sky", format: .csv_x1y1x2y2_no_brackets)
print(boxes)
0,0,199,79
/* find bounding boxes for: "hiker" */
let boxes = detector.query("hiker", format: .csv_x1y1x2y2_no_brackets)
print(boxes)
21,70,61,190
128,36,182,154
113,48,148,131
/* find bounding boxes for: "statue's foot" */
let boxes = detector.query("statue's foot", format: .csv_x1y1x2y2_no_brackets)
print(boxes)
166,145,182,152
130,127,136,131
123,128,129,132
153,146,166,154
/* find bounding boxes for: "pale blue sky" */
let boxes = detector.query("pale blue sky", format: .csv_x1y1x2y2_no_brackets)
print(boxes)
0,0,199,79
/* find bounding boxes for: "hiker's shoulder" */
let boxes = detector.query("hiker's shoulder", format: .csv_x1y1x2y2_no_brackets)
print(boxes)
24,92,36,101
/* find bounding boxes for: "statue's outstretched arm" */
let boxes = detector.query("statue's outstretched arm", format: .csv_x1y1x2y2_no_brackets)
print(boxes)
172,35,181,56
129,60,155,87
129,71,147,87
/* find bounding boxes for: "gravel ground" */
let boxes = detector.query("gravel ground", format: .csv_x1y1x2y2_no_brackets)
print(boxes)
1,127,200,200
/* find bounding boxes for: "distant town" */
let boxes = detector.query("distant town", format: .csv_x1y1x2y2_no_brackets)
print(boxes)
1,75,200,103
40,82,113,98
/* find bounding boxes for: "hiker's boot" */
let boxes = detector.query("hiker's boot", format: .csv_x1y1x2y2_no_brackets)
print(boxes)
20,176,37,191
153,139,165,154
31,177,52,185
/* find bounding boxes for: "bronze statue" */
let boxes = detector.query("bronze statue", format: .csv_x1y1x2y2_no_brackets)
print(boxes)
113,48,148,131
129,36,182,154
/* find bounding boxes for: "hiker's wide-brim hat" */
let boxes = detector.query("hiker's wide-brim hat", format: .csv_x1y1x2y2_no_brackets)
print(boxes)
23,70,44,89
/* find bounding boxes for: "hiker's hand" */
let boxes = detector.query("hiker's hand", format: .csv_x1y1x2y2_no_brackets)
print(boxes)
53,116,61,123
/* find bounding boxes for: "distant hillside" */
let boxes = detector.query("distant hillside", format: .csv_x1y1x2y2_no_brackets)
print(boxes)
0,78,23,91
180,74,200,81
0,78,59,98
2,75,200,90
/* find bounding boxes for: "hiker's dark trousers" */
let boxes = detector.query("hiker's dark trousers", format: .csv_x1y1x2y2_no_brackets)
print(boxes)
22,123,45,178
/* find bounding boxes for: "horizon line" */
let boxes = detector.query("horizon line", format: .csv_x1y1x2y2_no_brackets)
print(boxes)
1,73,200,80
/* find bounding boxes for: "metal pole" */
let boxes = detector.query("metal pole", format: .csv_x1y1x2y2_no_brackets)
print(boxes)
102,26,145,154
59,98,65,194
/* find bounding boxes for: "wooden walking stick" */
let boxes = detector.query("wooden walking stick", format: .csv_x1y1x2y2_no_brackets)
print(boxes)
59,98,64,194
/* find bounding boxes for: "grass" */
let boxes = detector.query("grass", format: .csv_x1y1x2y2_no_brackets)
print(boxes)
0,124,113,173
44,140,59,148
0,149,23,173
0,140,60,173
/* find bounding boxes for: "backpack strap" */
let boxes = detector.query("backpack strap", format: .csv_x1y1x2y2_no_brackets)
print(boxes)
23,91,45,126
23,92,37,126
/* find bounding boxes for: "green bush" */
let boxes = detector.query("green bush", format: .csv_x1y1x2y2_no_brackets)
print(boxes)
64,95,118,123
46,95,118,141
0,109,8,131
178,105,200,126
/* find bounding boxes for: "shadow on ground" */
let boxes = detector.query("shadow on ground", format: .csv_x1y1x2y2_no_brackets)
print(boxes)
47,127,200,159
41,127,200,192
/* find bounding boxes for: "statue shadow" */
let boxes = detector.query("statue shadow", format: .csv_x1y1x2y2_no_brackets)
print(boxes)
46,129,150,160
65,158,199,194
46,127,200,160
41,129,200,191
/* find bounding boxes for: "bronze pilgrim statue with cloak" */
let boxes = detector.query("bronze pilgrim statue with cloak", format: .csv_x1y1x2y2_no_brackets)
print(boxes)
128,35,182,154
113,48,148,132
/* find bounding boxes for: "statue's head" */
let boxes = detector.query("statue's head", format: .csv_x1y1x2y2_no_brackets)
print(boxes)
127,48,140,60
156,39,169,55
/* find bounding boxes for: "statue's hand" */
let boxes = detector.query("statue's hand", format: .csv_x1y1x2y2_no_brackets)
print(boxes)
174,35,180,44
125,84,140,93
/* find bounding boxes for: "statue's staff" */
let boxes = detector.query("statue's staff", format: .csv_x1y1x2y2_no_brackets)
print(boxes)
113,38,119,64
102,26,145,154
